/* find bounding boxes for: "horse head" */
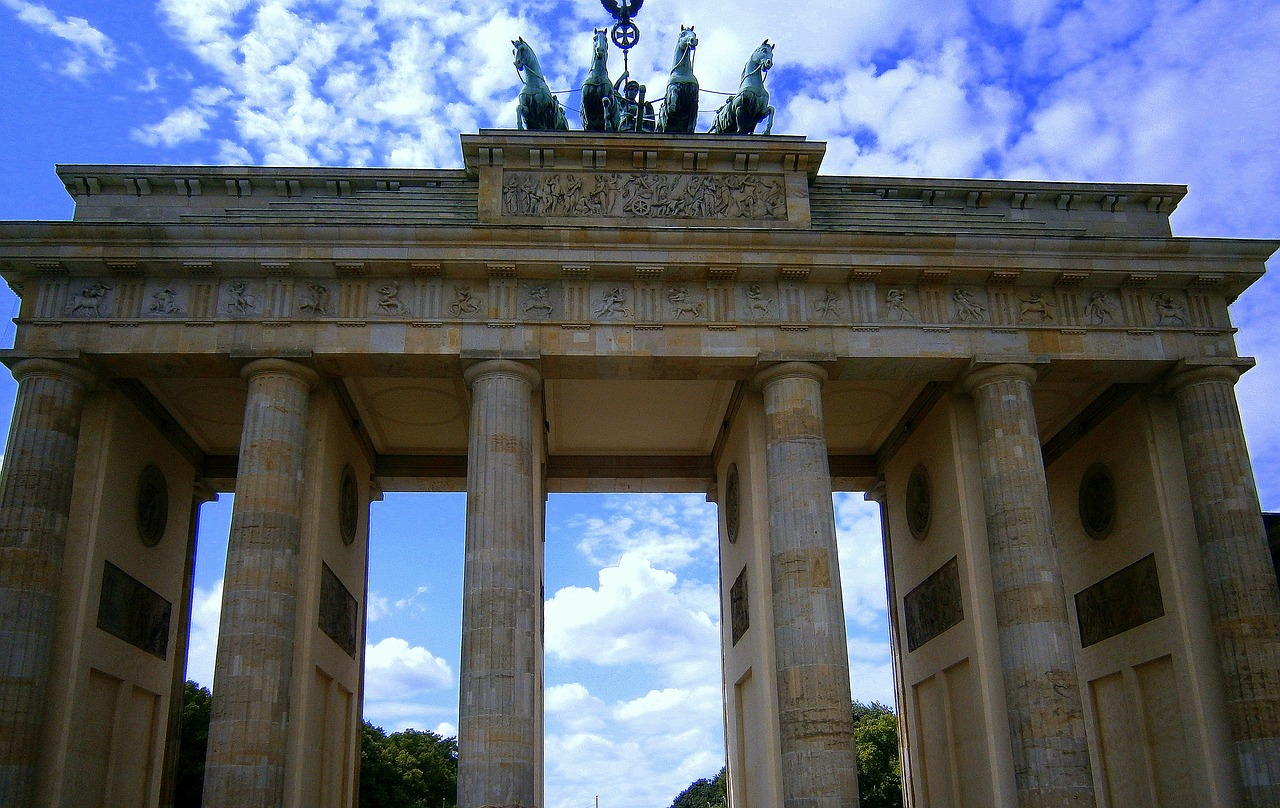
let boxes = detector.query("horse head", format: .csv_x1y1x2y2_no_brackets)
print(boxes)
754,40,774,73
593,28,609,61
512,37,534,73
671,24,697,72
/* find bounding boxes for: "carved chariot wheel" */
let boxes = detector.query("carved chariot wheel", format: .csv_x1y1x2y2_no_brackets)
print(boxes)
611,21,640,49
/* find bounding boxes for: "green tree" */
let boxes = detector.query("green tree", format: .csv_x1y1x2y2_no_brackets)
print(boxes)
359,722,458,808
669,766,726,808
174,680,212,807
851,700,903,808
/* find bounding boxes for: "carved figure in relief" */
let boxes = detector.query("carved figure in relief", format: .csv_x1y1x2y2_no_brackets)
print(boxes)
1153,293,1187,326
746,284,773,317
377,281,407,315
501,171,786,220
668,287,704,319
68,282,112,317
594,287,628,319
885,288,913,321
1019,292,1055,323
708,40,775,135
813,289,841,319
147,288,180,315
299,283,331,315
227,282,259,315
952,288,986,323
1085,291,1116,325
524,285,554,317
448,285,482,316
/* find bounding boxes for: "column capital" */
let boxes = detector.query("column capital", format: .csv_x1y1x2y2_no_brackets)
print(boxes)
1165,362,1244,393
9,357,98,389
239,358,320,389
961,362,1038,393
462,358,541,390
752,360,827,391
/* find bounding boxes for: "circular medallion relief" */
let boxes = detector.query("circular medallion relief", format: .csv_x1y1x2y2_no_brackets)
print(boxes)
1079,463,1116,540
905,465,931,540
339,465,358,546
136,465,169,547
725,464,741,544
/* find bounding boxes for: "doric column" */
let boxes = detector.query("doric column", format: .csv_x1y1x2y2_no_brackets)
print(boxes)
203,359,318,807
1168,364,1280,807
962,364,1094,808
754,362,860,808
0,359,96,807
459,359,541,808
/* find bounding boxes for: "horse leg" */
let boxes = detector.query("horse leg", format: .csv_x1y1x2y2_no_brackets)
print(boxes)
763,105,775,136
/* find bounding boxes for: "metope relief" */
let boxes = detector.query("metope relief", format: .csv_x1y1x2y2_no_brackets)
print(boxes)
952,288,987,323
375,281,408,316
298,283,332,316
668,287,704,319
812,289,842,320
68,282,112,318
1152,292,1188,326
146,287,182,316
1019,291,1056,323
501,170,787,220
884,288,915,322
594,286,629,319
523,285,555,318
1084,290,1117,325
225,281,260,316
448,285,483,317
745,283,774,318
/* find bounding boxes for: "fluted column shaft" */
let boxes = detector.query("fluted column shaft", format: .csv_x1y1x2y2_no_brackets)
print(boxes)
0,359,96,807
459,360,541,808
755,362,860,808
1169,365,1280,807
203,359,319,808
963,364,1094,808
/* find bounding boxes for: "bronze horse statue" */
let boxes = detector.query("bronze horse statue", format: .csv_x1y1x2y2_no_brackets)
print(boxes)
581,29,621,132
709,40,775,135
657,25,699,134
513,37,568,131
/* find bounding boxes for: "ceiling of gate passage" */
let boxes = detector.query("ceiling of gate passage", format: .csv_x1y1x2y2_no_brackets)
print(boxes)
139,372,1110,493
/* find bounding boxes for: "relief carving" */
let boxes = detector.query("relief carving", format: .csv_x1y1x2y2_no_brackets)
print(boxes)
448,285,482,316
885,288,914,321
299,283,331,315
813,289,841,320
1019,291,1055,323
502,170,787,220
668,287,704,319
952,288,986,323
594,287,629,319
523,285,554,317
1084,290,1116,325
68,282,112,317
147,288,181,316
1153,292,1187,326
746,283,773,317
227,282,259,315
376,281,408,315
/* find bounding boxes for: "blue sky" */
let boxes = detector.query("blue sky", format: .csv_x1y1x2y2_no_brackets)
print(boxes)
1,1,1279,806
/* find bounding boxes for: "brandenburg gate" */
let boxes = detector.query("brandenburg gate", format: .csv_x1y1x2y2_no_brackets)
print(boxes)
0,130,1277,808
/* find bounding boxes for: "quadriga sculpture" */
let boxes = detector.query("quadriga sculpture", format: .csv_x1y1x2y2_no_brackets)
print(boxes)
657,25,699,134
513,37,568,131
581,28,622,132
709,40,775,135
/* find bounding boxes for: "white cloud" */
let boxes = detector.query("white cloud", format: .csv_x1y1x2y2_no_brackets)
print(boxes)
184,578,223,689
363,636,453,699
1,0,118,78
366,592,392,622
574,494,718,570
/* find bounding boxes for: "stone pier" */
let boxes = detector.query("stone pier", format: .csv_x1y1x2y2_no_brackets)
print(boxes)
0,360,96,807
458,360,542,808
203,359,319,807
1169,364,1280,807
963,363,1094,808
755,362,860,807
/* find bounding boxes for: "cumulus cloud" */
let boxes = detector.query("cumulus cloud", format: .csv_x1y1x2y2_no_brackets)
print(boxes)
574,494,718,571
364,636,453,699
1,0,118,78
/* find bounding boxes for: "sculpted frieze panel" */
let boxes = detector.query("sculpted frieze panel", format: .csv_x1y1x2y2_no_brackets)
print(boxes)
501,170,787,220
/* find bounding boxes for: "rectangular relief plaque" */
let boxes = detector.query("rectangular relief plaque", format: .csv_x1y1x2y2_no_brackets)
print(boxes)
730,567,749,646
319,562,359,659
501,171,788,222
1075,553,1164,648
904,557,964,652
97,561,171,660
